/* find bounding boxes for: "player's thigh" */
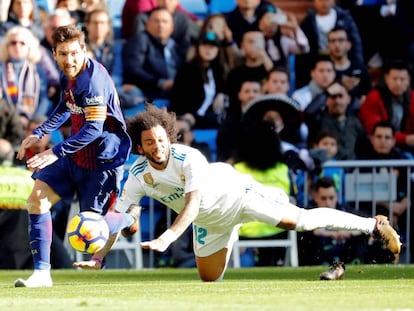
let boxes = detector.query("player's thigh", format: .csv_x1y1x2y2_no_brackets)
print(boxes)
27,179,61,214
242,185,301,228
32,157,76,205
196,248,228,282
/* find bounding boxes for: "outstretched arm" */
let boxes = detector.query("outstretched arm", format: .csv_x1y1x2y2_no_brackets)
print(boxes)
141,190,200,252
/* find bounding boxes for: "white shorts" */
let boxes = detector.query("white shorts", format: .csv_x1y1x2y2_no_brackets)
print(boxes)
193,182,302,257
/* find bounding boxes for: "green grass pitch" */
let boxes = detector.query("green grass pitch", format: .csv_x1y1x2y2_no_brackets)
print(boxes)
1,265,414,311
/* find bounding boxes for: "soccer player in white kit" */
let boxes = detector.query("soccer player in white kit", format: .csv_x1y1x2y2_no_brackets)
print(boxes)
75,105,401,281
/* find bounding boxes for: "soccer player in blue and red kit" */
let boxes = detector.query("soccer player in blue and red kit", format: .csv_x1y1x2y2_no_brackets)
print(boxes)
14,25,138,287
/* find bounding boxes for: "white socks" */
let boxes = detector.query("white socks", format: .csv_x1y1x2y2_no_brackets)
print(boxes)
295,207,376,235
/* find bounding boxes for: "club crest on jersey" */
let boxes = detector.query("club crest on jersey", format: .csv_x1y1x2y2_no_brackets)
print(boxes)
144,173,154,185
64,90,84,114
180,174,185,184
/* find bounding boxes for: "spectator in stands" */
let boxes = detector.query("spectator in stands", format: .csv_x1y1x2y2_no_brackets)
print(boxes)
243,93,304,151
1,0,45,40
225,30,273,116
294,0,364,89
85,8,135,110
80,0,107,13
216,80,263,163
121,0,199,40
296,130,345,208
233,119,292,266
262,66,291,96
40,9,73,113
224,0,278,47
292,55,336,143
56,0,86,28
133,0,199,52
84,8,115,74
298,176,366,266
0,26,50,130
176,115,212,162
358,60,414,155
356,121,410,263
0,97,25,148
258,10,309,68
39,8,73,139
122,7,186,103
305,81,368,160
170,31,227,129
349,1,410,72
292,55,336,112
327,26,371,110
122,0,157,39
359,121,410,223
198,13,242,76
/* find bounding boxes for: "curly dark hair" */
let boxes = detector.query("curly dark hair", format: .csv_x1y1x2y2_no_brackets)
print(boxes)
126,104,179,154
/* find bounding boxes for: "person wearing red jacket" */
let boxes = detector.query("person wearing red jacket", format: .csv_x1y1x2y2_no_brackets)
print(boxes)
358,59,414,153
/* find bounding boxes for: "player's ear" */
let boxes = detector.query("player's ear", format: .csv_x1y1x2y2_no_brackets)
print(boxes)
137,145,144,155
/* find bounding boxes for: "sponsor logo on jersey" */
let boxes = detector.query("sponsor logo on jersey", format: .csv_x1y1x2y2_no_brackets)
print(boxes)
85,95,104,105
160,187,184,204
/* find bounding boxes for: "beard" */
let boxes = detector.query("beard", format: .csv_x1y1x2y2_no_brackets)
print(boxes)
143,149,169,167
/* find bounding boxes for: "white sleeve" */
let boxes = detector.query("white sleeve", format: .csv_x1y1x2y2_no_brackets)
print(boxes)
115,174,145,213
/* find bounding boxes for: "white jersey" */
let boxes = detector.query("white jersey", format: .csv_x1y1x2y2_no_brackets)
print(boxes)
117,144,255,229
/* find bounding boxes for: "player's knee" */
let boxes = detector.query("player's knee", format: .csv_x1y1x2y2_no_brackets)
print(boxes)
26,194,50,214
198,265,225,282
199,271,224,282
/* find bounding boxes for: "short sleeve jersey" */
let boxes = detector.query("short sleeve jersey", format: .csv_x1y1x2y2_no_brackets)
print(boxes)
117,144,254,227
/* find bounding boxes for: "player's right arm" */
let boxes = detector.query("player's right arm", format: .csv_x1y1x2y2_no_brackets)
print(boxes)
141,190,200,252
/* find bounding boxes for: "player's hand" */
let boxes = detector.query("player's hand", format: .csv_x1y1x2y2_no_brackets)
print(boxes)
141,229,177,252
26,149,58,170
141,238,170,252
16,134,41,160
72,259,102,269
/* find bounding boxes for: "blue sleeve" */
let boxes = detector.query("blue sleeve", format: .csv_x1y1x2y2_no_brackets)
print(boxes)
52,120,103,157
32,102,70,139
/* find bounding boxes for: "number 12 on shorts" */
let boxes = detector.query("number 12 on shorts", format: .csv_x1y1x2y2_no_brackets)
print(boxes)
194,224,207,245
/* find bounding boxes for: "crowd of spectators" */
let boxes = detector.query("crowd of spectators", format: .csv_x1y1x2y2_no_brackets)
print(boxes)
1,0,414,268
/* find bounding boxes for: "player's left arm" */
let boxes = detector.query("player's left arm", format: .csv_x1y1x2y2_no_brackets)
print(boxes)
141,190,200,252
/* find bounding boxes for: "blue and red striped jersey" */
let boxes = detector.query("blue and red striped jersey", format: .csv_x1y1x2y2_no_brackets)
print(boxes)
33,58,131,171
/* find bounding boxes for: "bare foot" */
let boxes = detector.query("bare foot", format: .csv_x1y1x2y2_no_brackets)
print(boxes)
73,260,102,269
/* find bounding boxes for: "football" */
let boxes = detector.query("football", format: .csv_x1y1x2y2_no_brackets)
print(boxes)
67,211,110,254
